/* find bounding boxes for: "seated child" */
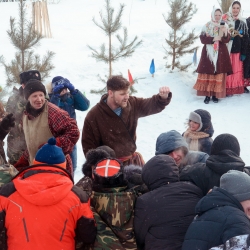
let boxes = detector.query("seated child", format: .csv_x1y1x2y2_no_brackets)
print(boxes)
183,109,214,155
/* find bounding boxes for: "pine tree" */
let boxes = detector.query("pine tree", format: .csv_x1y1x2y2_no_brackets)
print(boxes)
163,0,198,71
0,0,55,87
217,0,233,13
88,0,142,94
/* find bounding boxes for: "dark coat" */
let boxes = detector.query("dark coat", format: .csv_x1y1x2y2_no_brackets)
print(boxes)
243,17,250,79
196,34,233,75
182,187,250,250
180,149,246,195
82,93,172,158
49,90,89,120
134,155,203,250
230,19,248,55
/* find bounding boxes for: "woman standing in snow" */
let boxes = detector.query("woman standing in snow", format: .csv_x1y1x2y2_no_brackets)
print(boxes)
222,1,249,95
243,17,250,87
194,7,232,104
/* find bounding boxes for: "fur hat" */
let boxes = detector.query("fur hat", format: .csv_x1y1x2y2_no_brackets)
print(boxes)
211,133,240,156
96,145,116,158
23,79,46,100
190,109,212,132
93,158,126,188
220,170,250,202
19,70,41,85
82,148,112,178
155,130,188,155
33,137,66,169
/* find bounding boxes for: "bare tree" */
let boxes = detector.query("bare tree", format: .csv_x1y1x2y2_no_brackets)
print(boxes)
88,0,142,94
163,0,198,71
0,0,55,86
217,0,233,13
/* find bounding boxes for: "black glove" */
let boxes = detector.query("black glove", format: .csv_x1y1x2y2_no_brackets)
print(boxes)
0,113,15,140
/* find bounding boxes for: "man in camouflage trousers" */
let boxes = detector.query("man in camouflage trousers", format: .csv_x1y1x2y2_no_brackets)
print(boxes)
6,70,41,165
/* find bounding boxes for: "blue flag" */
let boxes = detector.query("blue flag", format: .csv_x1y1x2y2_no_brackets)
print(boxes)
149,59,155,75
193,49,197,66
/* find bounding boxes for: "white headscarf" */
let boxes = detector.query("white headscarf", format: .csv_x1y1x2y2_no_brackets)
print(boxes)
201,7,226,72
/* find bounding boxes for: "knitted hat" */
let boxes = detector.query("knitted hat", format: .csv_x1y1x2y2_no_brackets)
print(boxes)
211,133,240,156
52,76,64,90
155,130,188,155
33,137,66,169
193,109,212,132
23,79,46,100
220,170,250,202
93,158,125,188
19,70,41,85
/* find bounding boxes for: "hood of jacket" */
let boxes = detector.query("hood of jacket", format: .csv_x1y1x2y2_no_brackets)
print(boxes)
142,154,179,191
13,165,73,206
196,187,244,215
206,149,245,175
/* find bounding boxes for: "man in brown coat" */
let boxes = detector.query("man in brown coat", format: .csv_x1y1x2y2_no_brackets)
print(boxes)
82,75,172,166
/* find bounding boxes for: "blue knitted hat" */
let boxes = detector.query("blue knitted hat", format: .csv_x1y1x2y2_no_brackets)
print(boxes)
34,137,66,167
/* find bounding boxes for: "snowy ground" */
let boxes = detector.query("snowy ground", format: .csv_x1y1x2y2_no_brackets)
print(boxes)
0,0,250,183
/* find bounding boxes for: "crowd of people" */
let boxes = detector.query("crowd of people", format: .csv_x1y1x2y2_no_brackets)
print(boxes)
194,1,250,104
0,1,250,249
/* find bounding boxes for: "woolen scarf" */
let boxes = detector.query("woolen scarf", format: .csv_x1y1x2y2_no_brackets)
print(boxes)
183,129,209,151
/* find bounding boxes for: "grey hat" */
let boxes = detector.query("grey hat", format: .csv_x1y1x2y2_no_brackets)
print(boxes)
155,130,188,155
220,170,250,202
189,112,203,131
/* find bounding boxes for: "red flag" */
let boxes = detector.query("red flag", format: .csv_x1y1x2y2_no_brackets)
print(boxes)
128,69,134,85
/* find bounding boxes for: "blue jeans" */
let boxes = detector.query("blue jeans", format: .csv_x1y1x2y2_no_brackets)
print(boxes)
70,145,77,173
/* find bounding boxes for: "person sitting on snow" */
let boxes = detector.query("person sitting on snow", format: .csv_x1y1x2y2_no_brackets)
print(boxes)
0,137,96,250
47,76,90,174
14,79,79,174
183,109,214,155
82,75,172,167
182,170,250,250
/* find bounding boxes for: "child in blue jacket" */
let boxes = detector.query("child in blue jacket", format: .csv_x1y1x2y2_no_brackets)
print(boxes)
48,76,90,173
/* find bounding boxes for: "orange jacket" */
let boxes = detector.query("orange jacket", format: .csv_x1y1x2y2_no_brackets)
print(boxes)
0,164,96,250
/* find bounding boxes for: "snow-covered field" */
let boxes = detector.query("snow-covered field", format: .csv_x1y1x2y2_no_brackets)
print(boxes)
0,0,250,182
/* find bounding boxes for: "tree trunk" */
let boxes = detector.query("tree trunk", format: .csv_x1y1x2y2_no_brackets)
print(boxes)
20,0,25,70
172,29,176,70
108,32,112,78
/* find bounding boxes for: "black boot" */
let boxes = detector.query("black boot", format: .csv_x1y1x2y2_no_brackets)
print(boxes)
204,96,210,104
244,87,249,93
212,96,219,103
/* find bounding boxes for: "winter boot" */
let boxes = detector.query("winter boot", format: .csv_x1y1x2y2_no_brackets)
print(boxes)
244,87,249,93
204,96,210,104
212,96,219,103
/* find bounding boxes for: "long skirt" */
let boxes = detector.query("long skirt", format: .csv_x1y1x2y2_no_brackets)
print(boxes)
194,73,226,98
226,53,244,95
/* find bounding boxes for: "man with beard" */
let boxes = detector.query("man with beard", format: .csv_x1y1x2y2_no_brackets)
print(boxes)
82,75,172,166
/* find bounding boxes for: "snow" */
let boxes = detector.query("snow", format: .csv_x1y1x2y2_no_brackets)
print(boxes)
0,0,250,183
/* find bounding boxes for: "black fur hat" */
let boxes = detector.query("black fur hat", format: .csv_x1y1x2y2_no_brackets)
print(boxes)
19,70,41,85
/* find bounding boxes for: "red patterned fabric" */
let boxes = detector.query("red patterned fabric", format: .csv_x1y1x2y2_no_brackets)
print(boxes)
95,159,121,177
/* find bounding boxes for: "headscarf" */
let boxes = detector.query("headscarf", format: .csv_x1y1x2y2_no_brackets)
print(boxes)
222,1,247,52
201,7,226,72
